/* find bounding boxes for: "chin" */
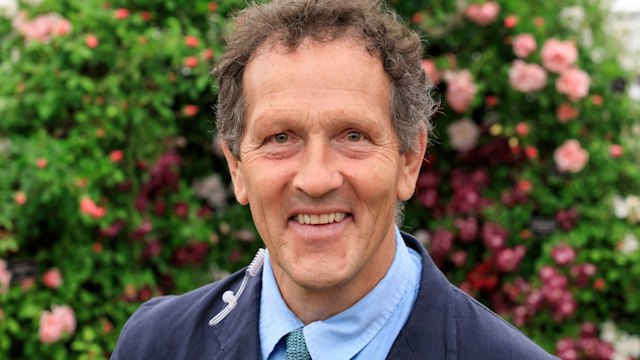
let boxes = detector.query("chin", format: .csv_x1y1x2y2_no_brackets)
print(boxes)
290,260,355,291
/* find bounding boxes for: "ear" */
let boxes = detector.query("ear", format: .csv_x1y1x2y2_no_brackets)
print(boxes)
397,129,427,201
221,141,249,205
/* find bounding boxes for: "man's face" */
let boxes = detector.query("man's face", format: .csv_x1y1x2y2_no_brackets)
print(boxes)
223,38,424,298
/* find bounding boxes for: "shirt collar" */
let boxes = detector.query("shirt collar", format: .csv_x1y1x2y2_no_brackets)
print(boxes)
259,226,416,360
259,250,304,358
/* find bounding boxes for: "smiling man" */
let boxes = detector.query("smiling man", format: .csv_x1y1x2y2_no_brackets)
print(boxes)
111,1,557,359
227,36,420,328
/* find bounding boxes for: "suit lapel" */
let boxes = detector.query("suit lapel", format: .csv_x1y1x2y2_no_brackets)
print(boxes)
208,270,263,359
387,232,457,360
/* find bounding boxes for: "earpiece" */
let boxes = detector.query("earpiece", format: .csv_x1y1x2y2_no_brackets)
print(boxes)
208,248,266,326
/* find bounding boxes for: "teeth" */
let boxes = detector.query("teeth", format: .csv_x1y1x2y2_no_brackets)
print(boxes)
295,213,346,225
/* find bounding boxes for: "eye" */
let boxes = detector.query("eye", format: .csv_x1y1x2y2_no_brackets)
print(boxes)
272,133,288,143
346,131,363,142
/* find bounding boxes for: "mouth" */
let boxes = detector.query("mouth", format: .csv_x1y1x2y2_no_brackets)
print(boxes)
292,212,350,225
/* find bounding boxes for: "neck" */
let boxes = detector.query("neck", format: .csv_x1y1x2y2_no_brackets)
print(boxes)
274,238,396,325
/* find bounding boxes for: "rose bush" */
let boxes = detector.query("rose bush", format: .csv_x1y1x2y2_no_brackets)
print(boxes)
0,0,639,359
0,0,258,358
404,0,640,357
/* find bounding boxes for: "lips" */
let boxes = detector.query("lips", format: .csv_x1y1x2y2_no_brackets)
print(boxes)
294,213,348,225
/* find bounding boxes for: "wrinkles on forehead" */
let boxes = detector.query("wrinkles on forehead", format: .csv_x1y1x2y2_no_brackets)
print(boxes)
243,37,392,124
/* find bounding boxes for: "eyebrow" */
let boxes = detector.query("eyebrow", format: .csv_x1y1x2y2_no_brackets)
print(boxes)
249,105,388,128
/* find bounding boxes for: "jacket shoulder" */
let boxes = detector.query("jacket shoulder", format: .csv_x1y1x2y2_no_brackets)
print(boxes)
110,270,246,359
449,285,558,359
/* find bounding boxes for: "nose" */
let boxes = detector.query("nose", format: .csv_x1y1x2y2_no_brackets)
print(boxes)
292,139,343,198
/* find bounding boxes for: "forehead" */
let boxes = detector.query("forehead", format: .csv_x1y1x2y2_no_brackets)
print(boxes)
242,37,391,112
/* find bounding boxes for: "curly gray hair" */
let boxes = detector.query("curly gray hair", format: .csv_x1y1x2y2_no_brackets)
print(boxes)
213,0,438,160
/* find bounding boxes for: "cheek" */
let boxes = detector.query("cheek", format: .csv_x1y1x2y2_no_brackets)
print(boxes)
242,162,295,217
348,159,400,206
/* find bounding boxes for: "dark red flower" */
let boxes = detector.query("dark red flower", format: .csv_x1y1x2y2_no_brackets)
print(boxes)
141,239,163,260
496,245,526,272
416,171,441,189
451,185,482,213
417,188,439,209
171,242,209,267
131,220,152,241
455,217,478,242
100,219,125,238
551,244,576,266
481,222,508,251
173,202,189,219
429,228,454,265
466,261,499,292
154,200,166,216
555,208,579,231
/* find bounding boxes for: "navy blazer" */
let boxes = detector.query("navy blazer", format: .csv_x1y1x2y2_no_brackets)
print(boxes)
111,232,558,359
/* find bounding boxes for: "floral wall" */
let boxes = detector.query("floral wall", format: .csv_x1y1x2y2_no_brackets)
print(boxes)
0,0,639,359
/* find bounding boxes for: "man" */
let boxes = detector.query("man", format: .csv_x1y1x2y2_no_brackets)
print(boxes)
112,0,558,359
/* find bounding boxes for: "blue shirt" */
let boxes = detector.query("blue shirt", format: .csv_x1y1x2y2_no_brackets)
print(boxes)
259,227,422,360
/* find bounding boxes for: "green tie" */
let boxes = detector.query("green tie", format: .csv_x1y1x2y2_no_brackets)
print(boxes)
285,328,312,360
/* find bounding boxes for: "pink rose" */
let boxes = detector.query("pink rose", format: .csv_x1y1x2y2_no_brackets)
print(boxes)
14,191,27,205
185,35,200,48
13,13,71,43
554,139,589,173
512,34,537,58
421,59,440,84
115,8,130,20
610,144,623,158
444,70,477,113
36,158,47,168
39,311,63,344
0,260,12,294
551,244,576,266
39,305,76,344
541,39,578,73
51,18,71,36
451,250,468,268
447,119,480,152
80,196,106,219
109,150,124,163
53,306,76,334
556,68,590,101
42,268,62,289
184,56,199,68
496,245,526,272
482,222,508,252
556,103,580,123
85,34,99,48
465,1,500,26
183,105,199,117
509,60,547,92
504,15,518,29
515,122,529,136
16,13,53,42
202,48,215,60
